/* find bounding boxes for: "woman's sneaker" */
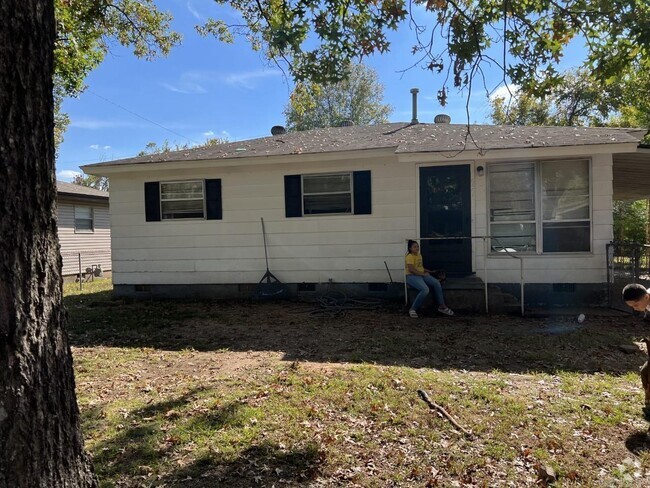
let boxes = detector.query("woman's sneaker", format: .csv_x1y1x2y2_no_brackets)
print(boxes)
408,309,418,318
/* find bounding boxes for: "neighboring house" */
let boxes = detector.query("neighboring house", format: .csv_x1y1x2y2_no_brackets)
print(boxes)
82,116,650,306
56,181,111,277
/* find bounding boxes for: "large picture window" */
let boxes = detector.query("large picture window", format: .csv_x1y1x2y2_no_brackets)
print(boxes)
160,181,205,220
302,173,352,215
488,159,591,253
74,206,94,232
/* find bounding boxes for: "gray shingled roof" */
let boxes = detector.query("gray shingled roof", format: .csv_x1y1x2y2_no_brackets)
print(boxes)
83,123,647,169
56,180,109,199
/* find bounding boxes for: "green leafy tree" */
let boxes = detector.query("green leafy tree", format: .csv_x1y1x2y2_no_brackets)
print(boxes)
610,69,650,142
54,0,181,148
614,200,650,243
490,69,623,127
72,174,109,191
284,64,392,131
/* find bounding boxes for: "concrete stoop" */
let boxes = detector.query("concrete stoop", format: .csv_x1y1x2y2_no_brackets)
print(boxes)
407,275,521,315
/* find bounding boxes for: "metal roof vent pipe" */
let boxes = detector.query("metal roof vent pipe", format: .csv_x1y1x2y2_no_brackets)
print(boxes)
410,88,419,124
271,125,287,135
339,119,354,127
434,114,451,124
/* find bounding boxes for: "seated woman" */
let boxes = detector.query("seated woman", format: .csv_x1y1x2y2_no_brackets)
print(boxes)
405,239,454,318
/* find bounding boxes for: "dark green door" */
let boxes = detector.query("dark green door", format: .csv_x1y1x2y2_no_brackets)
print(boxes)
419,165,472,274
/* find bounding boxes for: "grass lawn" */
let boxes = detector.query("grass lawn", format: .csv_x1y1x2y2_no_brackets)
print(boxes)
65,279,650,487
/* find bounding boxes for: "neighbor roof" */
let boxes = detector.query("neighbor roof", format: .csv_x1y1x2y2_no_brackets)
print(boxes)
56,180,109,199
83,123,647,169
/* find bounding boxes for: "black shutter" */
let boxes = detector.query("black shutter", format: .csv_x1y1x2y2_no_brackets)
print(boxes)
144,182,161,222
284,175,302,217
205,179,222,220
353,170,371,215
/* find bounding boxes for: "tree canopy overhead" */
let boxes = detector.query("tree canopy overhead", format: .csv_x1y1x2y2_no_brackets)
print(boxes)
54,0,181,147
202,0,650,101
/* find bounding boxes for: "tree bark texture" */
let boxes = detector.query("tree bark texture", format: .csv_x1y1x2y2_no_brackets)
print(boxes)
0,1,97,486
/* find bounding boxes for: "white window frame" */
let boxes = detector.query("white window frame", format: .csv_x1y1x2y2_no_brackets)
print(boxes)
74,205,94,233
160,180,206,221
301,172,354,216
487,158,592,255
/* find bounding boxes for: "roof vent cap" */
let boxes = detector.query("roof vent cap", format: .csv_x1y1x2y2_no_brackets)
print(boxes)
434,114,451,124
339,119,354,127
271,125,287,135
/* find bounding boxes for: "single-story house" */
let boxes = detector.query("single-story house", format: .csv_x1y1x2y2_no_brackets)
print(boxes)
82,114,650,307
56,180,111,278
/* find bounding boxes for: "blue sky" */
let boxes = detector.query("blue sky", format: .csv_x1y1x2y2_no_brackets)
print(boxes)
56,0,584,181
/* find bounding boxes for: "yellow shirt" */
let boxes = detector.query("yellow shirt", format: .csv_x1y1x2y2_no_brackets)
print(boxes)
405,253,424,275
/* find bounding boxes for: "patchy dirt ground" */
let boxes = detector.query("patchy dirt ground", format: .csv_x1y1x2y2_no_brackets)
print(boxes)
70,297,650,376
66,287,650,487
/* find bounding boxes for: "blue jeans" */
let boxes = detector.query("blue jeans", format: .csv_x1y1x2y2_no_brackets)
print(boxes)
406,274,445,312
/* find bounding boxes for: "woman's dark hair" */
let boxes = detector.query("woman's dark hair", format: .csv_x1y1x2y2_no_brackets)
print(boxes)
407,240,418,253
622,283,648,302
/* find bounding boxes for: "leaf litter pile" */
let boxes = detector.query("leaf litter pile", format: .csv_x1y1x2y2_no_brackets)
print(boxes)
66,280,650,487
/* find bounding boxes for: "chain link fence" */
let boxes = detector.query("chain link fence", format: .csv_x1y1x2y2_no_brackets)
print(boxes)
607,242,650,312
60,250,111,289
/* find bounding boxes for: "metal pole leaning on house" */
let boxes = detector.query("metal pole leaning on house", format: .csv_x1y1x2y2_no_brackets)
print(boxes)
520,259,525,317
78,253,82,291
483,237,489,315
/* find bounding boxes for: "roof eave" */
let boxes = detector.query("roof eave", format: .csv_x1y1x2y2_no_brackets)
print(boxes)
81,146,399,176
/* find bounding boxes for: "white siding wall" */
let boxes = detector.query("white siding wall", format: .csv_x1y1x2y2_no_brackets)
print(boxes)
57,197,112,276
108,151,614,286
109,156,416,285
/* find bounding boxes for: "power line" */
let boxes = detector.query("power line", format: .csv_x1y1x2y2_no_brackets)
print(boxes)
87,89,201,145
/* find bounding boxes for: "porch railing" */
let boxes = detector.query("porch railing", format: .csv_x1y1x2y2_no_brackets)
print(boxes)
404,236,526,316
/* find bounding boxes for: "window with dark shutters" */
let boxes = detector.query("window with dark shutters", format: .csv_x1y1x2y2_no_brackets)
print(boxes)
145,179,222,221
284,171,372,217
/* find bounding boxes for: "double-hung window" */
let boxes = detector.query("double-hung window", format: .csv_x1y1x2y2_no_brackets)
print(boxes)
488,159,591,253
284,170,371,217
160,181,205,220
302,173,352,215
74,206,94,232
144,179,222,222
489,162,537,252
541,160,590,252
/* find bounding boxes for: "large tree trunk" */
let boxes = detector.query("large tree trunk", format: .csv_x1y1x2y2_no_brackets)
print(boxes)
0,1,97,486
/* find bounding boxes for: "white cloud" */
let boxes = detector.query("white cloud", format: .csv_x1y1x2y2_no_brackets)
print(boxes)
103,145,111,150
89,144,99,149
489,84,520,101
187,1,202,20
161,71,209,94
220,130,231,140
223,70,282,89
203,130,215,137
161,82,206,94
57,169,81,181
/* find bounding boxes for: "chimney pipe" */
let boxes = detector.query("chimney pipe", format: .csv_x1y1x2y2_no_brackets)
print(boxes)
410,88,419,124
